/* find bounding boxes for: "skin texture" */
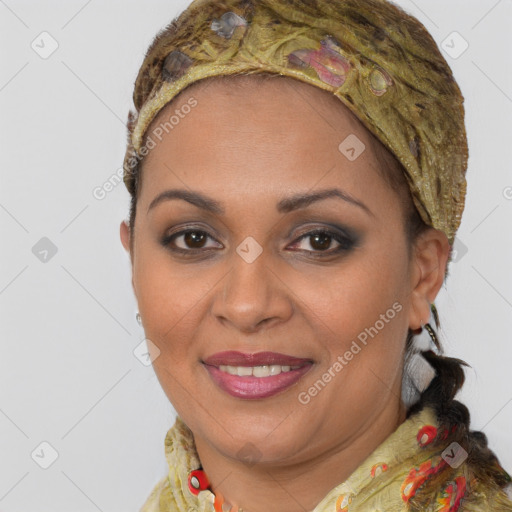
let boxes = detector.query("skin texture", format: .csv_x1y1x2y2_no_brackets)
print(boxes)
120,76,450,512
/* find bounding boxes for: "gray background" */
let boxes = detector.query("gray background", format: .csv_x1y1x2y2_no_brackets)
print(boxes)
1,0,511,511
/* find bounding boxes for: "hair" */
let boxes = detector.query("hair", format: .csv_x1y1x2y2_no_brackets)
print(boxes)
125,72,511,506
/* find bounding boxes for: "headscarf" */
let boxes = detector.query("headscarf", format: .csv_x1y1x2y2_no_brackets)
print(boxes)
122,0,469,253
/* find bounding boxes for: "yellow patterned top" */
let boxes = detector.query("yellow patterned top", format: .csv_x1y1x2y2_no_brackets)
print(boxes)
139,404,512,512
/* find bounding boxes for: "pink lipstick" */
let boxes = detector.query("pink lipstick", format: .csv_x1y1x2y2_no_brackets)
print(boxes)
202,351,313,399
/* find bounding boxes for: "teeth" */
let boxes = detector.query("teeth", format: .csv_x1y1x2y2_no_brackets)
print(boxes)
238,366,253,377
253,365,271,377
218,364,301,377
225,366,238,375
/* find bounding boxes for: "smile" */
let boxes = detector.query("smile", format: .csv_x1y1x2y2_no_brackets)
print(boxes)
203,362,312,399
218,364,302,377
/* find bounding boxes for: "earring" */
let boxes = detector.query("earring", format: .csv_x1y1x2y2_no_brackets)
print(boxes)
423,323,438,348
401,302,438,407
419,302,440,352
401,348,436,407
411,302,439,352
136,311,142,325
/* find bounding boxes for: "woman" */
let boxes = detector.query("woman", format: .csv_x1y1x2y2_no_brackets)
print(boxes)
119,0,512,510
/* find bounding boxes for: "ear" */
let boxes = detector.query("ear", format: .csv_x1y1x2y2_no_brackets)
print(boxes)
120,219,138,297
120,219,131,254
408,228,450,330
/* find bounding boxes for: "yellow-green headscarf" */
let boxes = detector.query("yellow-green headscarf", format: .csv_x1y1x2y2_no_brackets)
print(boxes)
122,0,468,251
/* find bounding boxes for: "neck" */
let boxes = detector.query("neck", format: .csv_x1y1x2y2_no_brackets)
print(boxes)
193,399,407,512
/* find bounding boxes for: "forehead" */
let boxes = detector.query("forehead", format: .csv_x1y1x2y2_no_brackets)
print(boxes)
145,75,369,146
138,75,396,212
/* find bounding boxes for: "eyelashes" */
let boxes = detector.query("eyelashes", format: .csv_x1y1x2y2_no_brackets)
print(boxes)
160,226,356,257
289,228,355,254
162,229,221,253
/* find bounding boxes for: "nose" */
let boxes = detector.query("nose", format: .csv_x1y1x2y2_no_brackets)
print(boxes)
211,248,293,333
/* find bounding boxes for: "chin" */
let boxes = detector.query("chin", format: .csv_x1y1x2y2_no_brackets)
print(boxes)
194,409,310,463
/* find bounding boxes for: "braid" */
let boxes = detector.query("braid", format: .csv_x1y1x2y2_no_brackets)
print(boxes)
377,146,512,506
403,317,512,508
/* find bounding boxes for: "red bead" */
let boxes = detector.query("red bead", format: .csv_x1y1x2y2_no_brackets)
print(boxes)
417,425,437,447
188,469,210,495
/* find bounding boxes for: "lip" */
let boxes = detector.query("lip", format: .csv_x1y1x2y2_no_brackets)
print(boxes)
202,351,313,399
203,351,312,367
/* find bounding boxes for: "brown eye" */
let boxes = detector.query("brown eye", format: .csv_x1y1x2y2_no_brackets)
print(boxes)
182,231,207,249
308,232,332,251
290,229,355,255
161,229,222,252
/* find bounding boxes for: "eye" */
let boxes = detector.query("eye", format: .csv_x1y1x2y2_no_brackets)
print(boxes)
161,228,222,253
161,226,356,257
288,228,355,255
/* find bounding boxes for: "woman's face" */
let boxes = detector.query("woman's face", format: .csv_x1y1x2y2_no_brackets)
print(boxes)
121,77,427,465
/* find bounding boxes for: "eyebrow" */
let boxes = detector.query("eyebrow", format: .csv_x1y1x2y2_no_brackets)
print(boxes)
147,187,374,217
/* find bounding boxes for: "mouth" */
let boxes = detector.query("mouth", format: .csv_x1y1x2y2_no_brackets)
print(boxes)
202,351,314,399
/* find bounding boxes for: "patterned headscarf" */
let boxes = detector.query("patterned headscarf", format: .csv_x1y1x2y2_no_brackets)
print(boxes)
122,0,468,251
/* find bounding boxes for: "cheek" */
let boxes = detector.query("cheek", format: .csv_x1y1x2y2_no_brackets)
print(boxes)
133,241,209,350
297,245,408,342
132,245,211,413
294,244,408,397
